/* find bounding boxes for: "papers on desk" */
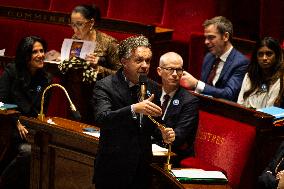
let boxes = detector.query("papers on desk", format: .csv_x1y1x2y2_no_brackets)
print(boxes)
258,106,284,121
258,106,284,126
0,102,18,110
83,131,100,138
171,169,228,184
152,144,168,156
0,49,5,56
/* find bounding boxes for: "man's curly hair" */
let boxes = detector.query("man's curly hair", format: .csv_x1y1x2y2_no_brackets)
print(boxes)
118,35,151,60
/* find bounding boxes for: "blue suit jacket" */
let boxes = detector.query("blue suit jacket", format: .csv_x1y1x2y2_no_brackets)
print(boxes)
200,48,249,101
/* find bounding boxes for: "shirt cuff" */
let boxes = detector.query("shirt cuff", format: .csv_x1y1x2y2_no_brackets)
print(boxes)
195,80,205,93
130,105,137,120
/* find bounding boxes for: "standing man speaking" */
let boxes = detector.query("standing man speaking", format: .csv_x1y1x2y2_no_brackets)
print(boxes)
92,35,175,189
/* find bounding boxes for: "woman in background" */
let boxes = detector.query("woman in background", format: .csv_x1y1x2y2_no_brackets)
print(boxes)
237,37,284,109
54,4,121,79
0,36,51,189
55,4,122,124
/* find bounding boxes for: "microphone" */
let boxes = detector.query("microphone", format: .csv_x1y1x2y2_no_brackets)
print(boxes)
38,84,81,121
71,110,82,121
138,74,148,127
139,73,148,102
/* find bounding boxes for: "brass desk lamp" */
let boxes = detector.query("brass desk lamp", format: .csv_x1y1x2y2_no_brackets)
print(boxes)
38,83,80,121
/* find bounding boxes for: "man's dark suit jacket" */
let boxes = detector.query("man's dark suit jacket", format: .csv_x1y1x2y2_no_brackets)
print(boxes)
154,87,199,160
258,141,284,189
201,48,249,101
92,69,160,188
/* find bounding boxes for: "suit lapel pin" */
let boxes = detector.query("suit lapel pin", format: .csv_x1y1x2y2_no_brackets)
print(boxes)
36,86,42,92
146,90,151,97
173,99,179,105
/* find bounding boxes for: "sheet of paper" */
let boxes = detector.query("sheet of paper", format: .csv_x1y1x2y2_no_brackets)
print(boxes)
152,144,168,156
83,131,100,138
44,60,61,64
61,39,96,61
171,169,227,179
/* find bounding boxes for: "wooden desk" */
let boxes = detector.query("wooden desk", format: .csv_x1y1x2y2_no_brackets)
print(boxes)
20,116,99,189
20,116,232,189
0,109,19,172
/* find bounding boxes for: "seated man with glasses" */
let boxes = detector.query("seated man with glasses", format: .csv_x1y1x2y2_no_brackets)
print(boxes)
153,52,199,164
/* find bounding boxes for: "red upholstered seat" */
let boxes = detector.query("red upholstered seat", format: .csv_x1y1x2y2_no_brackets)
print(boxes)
187,32,206,79
106,0,164,24
157,0,218,80
100,30,133,41
46,76,68,118
0,0,50,10
48,0,108,16
160,0,217,42
180,111,256,189
0,18,28,56
27,22,73,52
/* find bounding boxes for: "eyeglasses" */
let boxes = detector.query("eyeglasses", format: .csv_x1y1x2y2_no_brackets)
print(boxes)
160,67,184,75
69,20,91,29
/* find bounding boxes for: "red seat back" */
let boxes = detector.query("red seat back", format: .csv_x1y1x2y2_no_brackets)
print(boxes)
100,30,134,41
27,22,73,52
106,0,164,24
160,0,217,42
48,0,108,16
187,32,206,79
0,18,28,56
0,0,50,10
46,76,68,118
182,110,256,188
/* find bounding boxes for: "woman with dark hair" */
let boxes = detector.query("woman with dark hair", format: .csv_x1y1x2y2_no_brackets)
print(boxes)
52,4,122,124
0,36,51,189
237,37,284,109
57,4,121,79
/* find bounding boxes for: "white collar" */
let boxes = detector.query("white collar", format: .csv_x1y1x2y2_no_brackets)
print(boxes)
161,88,177,99
219,46,233,62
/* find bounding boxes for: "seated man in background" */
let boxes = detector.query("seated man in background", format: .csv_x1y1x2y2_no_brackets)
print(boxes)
258,141,284,189
153,52,199,164
181,16,249,101
92,35,175,189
